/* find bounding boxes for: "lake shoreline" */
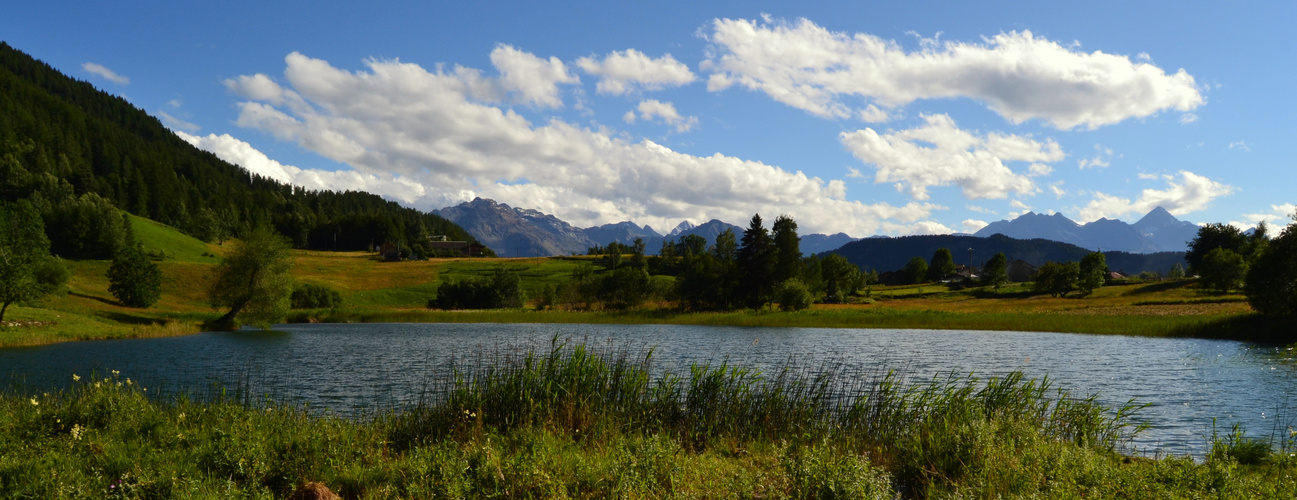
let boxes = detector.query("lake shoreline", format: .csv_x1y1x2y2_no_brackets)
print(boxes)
3,304,1293,349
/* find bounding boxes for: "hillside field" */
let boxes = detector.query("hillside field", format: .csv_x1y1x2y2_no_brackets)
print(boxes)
1,216,1286,347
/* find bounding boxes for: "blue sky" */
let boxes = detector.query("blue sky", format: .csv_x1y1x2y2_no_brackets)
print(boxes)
5,1,1294,237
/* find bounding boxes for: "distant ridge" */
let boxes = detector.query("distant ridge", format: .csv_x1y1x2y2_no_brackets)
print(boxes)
434,198,596,257
435,199,863,257
974,207,1200,253
830,233,1184,276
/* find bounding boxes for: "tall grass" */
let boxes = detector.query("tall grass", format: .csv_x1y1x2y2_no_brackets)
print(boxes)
3,341,1296,498
388,337,1153,495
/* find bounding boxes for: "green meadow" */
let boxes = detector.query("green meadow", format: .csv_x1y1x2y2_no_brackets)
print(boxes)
2,215,1288,347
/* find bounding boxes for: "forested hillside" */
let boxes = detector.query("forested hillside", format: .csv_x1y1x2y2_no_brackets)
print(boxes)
0,42,478,256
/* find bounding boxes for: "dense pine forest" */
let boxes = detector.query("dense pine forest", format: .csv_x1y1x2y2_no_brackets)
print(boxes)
0,42,479,258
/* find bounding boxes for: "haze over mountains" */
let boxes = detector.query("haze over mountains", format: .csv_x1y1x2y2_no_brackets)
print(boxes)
435,198,860,257
435,198,1200,263
974,207,1201,253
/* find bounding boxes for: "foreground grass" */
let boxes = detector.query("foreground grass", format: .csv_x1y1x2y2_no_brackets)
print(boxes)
3,341,1295,499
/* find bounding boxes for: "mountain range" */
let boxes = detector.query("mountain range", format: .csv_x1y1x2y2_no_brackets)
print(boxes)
434,198,859,257
974,207,1200,253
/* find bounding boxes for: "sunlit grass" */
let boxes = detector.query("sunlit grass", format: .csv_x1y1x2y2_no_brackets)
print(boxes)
8,234,1283,346
2,342,1294,498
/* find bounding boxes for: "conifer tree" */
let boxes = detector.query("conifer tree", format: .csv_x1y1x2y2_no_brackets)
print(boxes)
737,214,774,309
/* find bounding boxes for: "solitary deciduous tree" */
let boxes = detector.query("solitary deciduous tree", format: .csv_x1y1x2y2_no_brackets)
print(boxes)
903,256,929,285
0,200,68,322
981,253,1009,290
1186,223,1248,275
1077,252,1107,297
207,226,295,329
820,253,861,301
926,248,956,282
1199,248,1247,293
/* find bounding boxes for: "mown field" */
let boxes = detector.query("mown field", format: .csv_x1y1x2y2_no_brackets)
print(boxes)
1,216,1289,348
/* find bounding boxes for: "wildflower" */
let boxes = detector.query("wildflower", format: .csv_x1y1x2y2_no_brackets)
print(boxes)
72,374,80,382
178,413,185,421
71,424,84,440
126,378,132,385
29,397,38,406
112,370,120,377
94,382,100,388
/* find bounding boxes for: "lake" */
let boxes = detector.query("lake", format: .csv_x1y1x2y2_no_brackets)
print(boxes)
2,323,1294,456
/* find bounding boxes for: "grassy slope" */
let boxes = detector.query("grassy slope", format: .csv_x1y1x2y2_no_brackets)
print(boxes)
2,215,1284,347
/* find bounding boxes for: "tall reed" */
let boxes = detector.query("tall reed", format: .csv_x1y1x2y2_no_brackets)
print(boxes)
389,336,1150,492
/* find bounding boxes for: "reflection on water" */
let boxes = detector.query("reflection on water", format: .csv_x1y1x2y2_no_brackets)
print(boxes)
1,323,1293,456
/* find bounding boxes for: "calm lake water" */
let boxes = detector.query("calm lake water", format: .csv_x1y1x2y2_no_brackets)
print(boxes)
2,323,1294,456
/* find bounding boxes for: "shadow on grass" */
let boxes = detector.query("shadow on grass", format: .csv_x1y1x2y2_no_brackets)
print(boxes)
970,289,1035,299
96,311,169,326
70,291,122,307
1120,279,1196,296
1167,313,1296,343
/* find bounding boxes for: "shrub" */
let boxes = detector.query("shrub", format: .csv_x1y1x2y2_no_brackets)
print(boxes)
108,246,162,308
776,279,814,311
289,283,343,309
431,268,525,309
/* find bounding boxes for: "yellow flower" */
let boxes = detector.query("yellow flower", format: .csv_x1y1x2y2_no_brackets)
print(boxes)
29,397,38,406
111,370,120,377
72,374,80,382
70,424,84,440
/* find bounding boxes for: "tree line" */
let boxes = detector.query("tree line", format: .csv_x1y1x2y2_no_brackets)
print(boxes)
436,213,877,312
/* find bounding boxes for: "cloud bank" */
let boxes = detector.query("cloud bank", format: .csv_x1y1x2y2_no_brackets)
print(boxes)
215,51,943,236
702,18,1202,129
840,114,1063,200
1075,171,1233,222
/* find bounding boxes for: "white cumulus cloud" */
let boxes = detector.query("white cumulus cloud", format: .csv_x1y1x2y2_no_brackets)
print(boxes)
490,44,579,108
82,62,130,85
702,17,1203,129
1232,203,1296,231
840,114,1062,200
576,49,695,95
1077,144,1116,169
218,51,945,236
175,131,435,205
1075,171,1233,222
961,219,989,233
624,99,697,132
